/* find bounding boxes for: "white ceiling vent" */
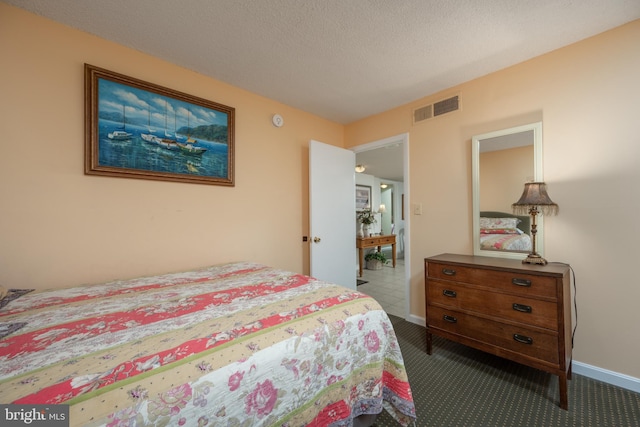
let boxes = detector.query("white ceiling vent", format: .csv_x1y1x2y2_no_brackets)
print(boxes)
413,95,460,124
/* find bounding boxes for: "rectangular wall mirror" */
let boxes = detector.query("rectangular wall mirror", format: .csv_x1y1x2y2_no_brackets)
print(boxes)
472,122,543,259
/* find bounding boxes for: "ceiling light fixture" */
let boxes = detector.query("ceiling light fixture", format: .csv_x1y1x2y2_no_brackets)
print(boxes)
355,165,366,173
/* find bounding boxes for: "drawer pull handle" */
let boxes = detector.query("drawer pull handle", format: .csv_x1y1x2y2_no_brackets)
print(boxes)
443,315,457,323
512,303,532,313
442,268,456,276
513,334,533,345
512,278,531,287
443,289,457,298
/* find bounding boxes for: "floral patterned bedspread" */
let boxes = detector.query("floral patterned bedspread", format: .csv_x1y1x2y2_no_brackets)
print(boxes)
0,262,415,426
480,233,532,252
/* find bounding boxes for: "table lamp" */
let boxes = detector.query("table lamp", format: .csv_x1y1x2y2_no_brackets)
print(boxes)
512,182,558,265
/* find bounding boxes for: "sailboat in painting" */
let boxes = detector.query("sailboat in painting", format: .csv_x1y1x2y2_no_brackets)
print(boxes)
108,130,132,140
174,109,186,141
177,110,206,155
108,104,133,140
140,101,205,155
163,100,174,138
141,100,180,150
140,133,181,151
147,105,155,133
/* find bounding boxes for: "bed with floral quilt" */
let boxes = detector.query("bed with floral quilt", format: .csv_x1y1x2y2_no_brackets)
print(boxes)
479,212,532,252
0,262,416,426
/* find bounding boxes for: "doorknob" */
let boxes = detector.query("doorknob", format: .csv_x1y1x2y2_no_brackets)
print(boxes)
313,237,321,243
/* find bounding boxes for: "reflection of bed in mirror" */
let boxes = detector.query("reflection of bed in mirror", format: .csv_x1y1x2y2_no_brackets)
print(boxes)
479,211,531,252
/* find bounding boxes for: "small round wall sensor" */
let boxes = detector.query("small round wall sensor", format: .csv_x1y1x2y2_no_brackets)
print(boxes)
272,114,284,127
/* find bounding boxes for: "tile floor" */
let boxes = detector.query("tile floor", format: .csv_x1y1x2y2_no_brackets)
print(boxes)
356,258,406,318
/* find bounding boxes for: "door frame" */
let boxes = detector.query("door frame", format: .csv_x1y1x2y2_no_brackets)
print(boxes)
352,133,410,319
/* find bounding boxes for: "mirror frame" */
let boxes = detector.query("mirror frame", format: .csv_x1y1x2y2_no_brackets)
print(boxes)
472,122,543,259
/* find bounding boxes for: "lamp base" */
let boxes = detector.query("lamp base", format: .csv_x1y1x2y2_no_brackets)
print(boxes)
522,253,548,265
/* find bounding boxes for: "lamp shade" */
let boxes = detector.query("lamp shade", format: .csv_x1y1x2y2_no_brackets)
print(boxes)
512,182,559,216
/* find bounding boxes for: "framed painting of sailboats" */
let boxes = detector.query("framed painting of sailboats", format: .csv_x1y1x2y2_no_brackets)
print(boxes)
84,64,235,186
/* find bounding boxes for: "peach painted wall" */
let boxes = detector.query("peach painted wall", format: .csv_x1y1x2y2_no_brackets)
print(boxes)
346,21,640,379
480,146,533,212
0,4,343,288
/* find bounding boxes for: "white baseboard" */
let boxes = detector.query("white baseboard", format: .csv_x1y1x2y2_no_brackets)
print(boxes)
406,314,425,327
572,361,640,393
403,315,640,393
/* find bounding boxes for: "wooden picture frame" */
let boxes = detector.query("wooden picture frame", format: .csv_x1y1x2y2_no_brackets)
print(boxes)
355,184,372,211
85,64,235,186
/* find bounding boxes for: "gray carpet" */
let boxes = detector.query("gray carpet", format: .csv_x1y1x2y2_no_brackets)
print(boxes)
374,315,640,426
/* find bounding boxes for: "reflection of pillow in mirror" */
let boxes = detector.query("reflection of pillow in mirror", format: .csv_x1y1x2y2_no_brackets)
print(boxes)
480,228,520,235
480,217,520,230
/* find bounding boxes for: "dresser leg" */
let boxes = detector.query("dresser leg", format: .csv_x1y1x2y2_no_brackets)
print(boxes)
426,331,432,355
568,359,572,380
559,373,568,410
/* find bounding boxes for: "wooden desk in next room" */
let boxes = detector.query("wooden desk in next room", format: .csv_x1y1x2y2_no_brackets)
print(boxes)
356,234,396,277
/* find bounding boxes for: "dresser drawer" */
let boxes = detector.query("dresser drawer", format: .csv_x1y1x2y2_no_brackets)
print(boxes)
427,262,557,299
427,305,559,364
428,280,558,330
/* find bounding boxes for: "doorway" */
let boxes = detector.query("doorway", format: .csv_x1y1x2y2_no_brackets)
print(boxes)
352,133,410,319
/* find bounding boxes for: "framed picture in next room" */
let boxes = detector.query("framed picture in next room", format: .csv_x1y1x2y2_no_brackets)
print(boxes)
356,184,372,211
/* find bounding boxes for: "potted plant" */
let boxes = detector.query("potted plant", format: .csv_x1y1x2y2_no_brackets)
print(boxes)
357,209,377,237
365,251,388,270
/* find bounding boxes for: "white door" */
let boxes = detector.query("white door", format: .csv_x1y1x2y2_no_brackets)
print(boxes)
309,140,356,289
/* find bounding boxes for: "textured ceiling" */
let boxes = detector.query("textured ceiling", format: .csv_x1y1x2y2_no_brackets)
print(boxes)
355,144,404,182
6,0,640,125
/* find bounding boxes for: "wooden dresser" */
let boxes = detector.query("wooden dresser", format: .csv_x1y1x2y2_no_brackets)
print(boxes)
424,253,572,409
